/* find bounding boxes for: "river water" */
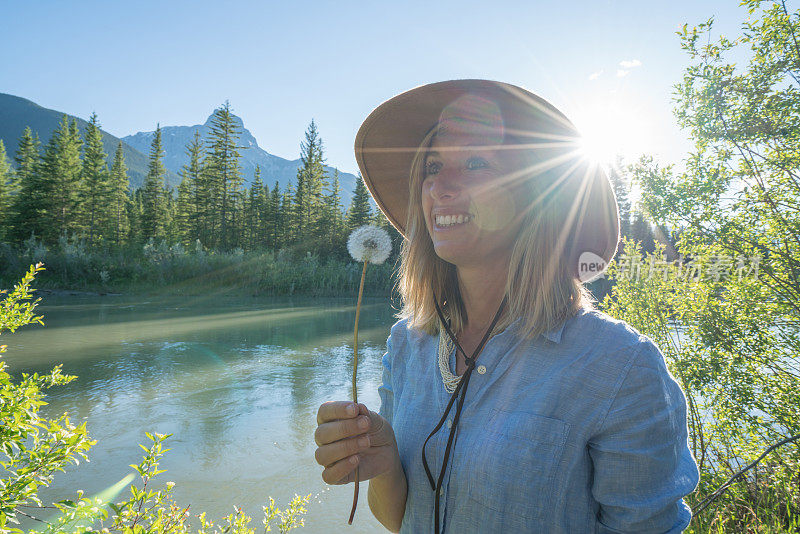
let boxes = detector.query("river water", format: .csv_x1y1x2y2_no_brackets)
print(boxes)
3,293,398,533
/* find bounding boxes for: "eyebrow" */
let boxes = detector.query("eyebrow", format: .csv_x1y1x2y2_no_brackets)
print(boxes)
427,141,498,152
425,145,498,158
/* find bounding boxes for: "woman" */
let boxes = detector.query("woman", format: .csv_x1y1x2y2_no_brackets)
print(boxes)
314,80,699,533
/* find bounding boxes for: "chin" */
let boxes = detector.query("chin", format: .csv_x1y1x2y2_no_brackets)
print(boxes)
432,245,470,266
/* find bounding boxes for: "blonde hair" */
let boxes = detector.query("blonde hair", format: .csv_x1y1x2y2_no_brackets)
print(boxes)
395,127,597,340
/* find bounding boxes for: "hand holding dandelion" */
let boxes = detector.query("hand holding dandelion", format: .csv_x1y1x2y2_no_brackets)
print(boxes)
346,225,392,524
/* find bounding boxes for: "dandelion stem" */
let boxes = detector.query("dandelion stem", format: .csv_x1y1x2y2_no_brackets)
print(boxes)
349,259,369,525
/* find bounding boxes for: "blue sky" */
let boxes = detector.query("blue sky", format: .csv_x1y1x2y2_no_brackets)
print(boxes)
1,0,746,175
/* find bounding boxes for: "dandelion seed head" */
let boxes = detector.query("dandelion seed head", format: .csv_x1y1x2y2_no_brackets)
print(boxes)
347,225,392,264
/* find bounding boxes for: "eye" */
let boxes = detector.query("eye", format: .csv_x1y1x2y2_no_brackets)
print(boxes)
425,160,442,175
466,157,489,170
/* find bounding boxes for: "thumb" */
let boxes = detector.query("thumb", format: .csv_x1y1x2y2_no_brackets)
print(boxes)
358,403,391,439
358,403,379,424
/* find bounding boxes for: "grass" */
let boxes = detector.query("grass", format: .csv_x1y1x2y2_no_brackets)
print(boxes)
0,237,400,297
686,458,800,533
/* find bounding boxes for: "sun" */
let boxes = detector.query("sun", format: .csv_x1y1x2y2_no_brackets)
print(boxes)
571,97,653,167
578,126,622,167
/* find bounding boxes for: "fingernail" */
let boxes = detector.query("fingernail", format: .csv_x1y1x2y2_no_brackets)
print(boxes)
358,416,369,429
347,404,356,416
358,436,370,448
349,455,359,465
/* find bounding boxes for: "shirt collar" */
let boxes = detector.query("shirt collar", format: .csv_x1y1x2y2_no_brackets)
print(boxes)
505,317,566,344
542,321,566,344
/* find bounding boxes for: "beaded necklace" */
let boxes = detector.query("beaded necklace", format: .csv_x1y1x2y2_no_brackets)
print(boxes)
437,327,460,394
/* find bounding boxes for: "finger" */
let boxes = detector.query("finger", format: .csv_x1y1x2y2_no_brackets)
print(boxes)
315,433,370,467
315,415,370,447
317,401,358,425
321,453,360,485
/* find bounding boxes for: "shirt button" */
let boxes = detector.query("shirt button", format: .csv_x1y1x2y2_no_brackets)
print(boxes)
446,419,452,429
439,487,445,496
477,365,487,375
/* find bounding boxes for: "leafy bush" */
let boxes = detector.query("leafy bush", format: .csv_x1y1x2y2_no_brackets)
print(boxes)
601,239,800,533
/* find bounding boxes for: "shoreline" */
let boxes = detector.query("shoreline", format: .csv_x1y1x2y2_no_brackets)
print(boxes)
23,284,398,300
31,287,125,297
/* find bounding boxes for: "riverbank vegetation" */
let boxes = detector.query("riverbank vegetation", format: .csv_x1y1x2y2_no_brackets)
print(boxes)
0,237,399,297
601,1,800,531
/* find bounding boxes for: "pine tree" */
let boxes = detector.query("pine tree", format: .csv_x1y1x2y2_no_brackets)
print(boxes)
370,205,388,227
0,140,18,242
66,119,84,238
163,186,178,244
259,179,271,250
176,168,194,246
41,116,83,242
280,188,293,249
140,125,168,242
268,181,281,249
181,131,206,246
293,120,327,243
13,128,39,187
128,188,144,245
108,142,130,247
246,165,267,250
630,207,655,254
205,101,243,251
230,181,246,250
241,190,252,251
198,166,218,247
371,205,401,263
283,179,296,245
607,158,631,246
347,172,373,230
9,128,43,242
80,112,111,246
318,169,345,255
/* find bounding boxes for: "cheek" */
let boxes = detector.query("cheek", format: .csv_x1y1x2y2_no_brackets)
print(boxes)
420,190,433,231
471,187,517,233
420,186,432,213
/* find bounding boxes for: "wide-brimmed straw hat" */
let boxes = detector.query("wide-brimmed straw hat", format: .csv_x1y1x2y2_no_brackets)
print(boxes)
354,79,620,282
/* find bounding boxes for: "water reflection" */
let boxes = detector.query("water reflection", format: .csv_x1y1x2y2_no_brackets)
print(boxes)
4,294,397,533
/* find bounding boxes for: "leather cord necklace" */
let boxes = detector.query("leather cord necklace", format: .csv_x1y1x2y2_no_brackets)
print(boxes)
422,290,508,534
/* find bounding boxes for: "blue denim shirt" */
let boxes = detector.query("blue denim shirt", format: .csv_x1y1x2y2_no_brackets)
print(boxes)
377,307,699,533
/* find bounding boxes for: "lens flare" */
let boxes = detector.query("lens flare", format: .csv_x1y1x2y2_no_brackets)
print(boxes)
572,98,652,166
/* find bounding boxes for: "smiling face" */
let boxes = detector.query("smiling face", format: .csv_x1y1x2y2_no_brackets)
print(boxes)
420,125,528,269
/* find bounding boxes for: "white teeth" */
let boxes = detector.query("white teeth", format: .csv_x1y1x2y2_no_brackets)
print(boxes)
435,214,472,227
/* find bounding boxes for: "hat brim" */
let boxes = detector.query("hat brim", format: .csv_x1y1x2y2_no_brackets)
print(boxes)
354,79,620,281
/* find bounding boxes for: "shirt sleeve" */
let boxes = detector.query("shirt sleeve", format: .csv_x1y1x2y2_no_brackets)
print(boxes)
377,326,395,426
589,337,700,533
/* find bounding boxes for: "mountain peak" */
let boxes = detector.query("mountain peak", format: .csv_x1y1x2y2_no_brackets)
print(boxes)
121,110,359,203
203,111,245,129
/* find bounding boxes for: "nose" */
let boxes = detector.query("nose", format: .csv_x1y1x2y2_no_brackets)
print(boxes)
427,167,462,200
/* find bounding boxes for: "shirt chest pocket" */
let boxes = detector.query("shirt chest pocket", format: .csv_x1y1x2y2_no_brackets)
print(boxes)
465,408,570,521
